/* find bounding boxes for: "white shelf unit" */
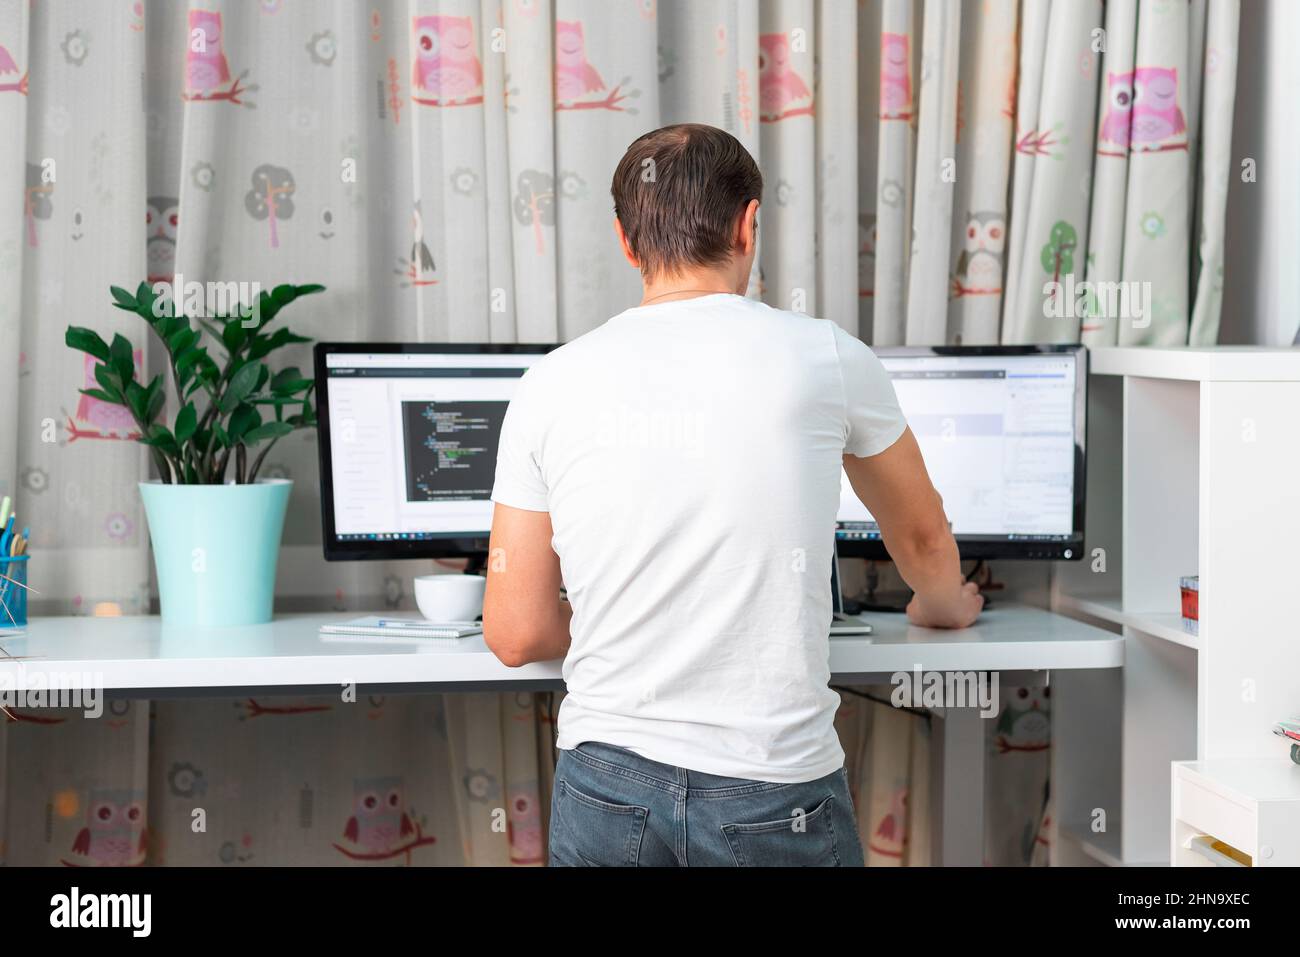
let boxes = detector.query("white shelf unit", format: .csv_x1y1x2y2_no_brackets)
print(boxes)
1051,347,1300,866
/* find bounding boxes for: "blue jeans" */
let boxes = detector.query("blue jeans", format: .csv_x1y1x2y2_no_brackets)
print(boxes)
549,741,864,867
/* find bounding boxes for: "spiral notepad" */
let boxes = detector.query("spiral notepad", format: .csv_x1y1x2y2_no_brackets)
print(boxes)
319,617,482,640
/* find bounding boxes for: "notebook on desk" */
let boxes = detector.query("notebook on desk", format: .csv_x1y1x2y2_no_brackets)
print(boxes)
319,616,482,640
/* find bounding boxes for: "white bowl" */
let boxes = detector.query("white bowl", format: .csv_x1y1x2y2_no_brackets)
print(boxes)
413,574,486,622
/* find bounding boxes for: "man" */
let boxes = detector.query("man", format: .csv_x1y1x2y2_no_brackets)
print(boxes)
484,123,982,867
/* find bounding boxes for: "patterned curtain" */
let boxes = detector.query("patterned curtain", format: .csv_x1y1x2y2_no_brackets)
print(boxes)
0,0,1240,866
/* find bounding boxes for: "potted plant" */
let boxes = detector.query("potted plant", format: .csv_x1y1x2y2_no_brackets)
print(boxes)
66,281,323,626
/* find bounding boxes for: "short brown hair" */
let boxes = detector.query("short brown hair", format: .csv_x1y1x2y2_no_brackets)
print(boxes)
611,124,763,278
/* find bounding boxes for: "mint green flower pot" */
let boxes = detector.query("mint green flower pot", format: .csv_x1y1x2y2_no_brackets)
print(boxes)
139,479,291,627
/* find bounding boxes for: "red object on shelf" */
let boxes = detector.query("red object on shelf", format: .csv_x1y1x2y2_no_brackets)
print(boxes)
1180,575,1199,624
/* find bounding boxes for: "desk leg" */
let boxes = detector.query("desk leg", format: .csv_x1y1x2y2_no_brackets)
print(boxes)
929,705,986,866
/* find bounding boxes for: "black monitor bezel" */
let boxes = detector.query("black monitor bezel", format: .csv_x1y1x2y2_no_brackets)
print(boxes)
314,342,557,562
835,344,1088,562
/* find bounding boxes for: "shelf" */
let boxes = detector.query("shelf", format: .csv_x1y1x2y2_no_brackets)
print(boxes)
1090,346,1300,382
1053,593,1198,650
1059,825,1161,868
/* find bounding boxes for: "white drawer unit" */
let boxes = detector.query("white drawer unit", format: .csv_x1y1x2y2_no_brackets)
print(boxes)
1172,760,1300,867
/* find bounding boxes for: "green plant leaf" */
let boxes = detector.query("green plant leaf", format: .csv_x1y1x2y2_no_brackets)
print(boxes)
93,362,123,399
158,314,187,341
270,367,313,395
124,380,148,421
174,403,198,444
228,403,262,441
140,424,180,454
220,361,262,412
110,286,137,309
167,326,199,356
243,421,295,445
65,326,111,362
109,333,135,383
135,283,160,324
222,318,249,354
78,387,120,404
174,346,206,377
145,374,166,422
248,327,311,360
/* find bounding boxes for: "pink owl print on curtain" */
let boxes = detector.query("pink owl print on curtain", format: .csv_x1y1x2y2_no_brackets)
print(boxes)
1129,66,1187,153
868,786,908,860
68,351,143,443
65,789,148,867
879,32,912,122
0,41,27,95
1097,71,1134,156
507,783,544,865
759,32,813,123
555,21,637,112
411,15,484,107
183,10,256,107
334,776,437,864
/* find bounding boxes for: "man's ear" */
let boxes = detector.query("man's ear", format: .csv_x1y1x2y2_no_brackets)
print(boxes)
614,217,640,270
737,199,760,256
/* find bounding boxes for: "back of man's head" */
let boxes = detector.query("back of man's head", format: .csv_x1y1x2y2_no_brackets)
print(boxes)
611,124,763,280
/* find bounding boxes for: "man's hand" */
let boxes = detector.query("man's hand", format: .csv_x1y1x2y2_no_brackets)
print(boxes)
843,428,982,631
906,580,984,629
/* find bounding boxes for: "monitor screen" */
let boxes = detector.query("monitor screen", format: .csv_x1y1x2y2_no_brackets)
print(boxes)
836,345,1086,561
315,344,554,560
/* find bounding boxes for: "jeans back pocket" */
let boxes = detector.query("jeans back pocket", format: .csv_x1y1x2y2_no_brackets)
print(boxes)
720,793,840,866
551,778,649,867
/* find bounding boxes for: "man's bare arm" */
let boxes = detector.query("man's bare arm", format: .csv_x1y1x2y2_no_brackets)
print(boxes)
482,503,573,666
842,428,983,628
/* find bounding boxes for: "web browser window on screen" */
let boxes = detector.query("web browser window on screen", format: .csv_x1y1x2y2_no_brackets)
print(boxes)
838,352,1078,542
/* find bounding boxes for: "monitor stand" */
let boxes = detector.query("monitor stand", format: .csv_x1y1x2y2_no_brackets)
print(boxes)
852,559,912,613
853,588,913,615
852,562,996,614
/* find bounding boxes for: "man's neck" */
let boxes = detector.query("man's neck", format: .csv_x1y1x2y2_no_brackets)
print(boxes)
640,268,743,306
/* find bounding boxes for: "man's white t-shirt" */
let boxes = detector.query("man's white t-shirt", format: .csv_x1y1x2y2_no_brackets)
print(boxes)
491,293,907,783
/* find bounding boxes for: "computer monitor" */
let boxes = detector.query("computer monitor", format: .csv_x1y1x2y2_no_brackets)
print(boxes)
836,345,1086,561
314,343,555,561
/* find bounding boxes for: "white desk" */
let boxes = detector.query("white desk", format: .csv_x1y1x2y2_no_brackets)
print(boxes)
0,604,1120,866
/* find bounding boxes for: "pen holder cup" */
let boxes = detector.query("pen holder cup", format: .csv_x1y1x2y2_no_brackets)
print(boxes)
0,556,29,628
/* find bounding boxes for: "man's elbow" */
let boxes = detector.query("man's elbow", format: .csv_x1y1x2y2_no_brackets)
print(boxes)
483,618,541,667
888,517,955,567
